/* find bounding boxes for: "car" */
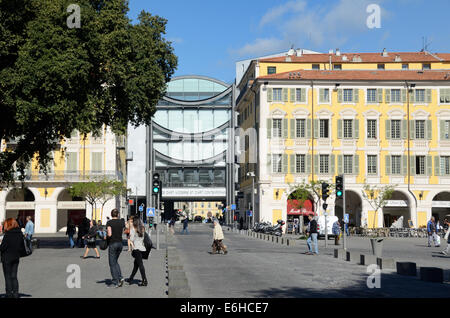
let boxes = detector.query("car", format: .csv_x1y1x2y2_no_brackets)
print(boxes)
194,215,203,222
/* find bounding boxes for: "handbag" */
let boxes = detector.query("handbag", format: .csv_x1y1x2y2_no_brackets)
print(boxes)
20,237,32,257
99,238,108,250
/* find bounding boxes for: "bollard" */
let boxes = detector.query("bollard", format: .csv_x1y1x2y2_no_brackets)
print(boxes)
334,249,345,259
420,267,443,283
360,254,377,266
396,262,417,276
376,257,396,270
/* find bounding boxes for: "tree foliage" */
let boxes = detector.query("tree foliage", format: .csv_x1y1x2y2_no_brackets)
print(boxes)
0,0,177,184
289,180,334,213
361,182,396,228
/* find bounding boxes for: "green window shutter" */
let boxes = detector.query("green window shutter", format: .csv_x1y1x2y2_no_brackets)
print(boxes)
377,88,383,103
338,155,343,174
306,119,312,138
337,89,342,103
426,156,432,176
426,120,432,140
354,119,359,139
290,154,295,173
353,89,359,103
314,155,319,175
385,120,391,139
92,152,102,172
330,154,335,175
66,152,77,172
319,88,324,103
282,119,288,138
410,90,415,103
282,88,288,102
267,88,273,102
401,89,406,103
401,120,407,139
410,156,416,175
426,89,432,103
440,120,446,140
290,119,295,139
435,156,440,176
385,89,390,103
306,154,311,174
354,155,359,175
301,88,306,103
385,156,391,175
267,154,272,174
337,119,343,139
410,120,415,139
282,154,288,173
402,155,407,176
290,88,295,102
267,119,272,139
313,119,319,138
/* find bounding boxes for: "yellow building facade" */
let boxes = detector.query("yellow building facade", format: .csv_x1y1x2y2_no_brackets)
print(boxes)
0,127,127,233
237,50,450,229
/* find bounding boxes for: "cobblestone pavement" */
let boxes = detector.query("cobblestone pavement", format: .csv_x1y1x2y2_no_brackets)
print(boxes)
171,223,450,298
0,231,167,298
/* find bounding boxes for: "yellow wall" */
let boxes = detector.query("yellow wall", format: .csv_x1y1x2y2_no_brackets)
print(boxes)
40,209,51,228
417,211,428,228
367,210,378,228
272,209,282,225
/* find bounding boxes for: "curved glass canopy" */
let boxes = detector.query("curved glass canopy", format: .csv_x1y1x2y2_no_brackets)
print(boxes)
166,78,228,101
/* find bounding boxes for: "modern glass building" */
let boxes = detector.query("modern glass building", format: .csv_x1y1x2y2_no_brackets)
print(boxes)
147,76,236,220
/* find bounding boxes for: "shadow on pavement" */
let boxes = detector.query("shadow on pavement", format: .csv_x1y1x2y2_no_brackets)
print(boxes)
0,293,32,298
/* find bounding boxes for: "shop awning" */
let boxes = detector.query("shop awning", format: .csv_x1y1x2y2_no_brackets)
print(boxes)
287,199,314,216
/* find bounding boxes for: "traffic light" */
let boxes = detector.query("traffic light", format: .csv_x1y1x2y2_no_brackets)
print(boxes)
149,217,154,228
321,182,330,201
335,175,343,199
152,173,161,195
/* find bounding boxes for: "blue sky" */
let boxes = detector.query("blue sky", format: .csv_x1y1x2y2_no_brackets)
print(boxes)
128,0,450,85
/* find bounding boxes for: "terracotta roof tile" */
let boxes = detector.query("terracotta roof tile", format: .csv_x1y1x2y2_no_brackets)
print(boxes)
258,70,450,81
259,52,450,64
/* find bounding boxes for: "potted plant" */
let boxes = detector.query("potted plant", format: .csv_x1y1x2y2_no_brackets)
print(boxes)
361,182,396,257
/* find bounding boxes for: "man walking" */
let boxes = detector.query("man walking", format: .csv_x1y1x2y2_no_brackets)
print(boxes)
332,220,341,245
306,215,319,255
181,217,189,234
427,216,440,247
106,209,126,288
24,216,34,245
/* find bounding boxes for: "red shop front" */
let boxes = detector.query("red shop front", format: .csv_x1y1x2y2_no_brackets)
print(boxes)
286,199,315,234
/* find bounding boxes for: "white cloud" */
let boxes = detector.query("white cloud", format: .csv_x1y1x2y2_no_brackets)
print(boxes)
232,0,389,58
168,37,184,44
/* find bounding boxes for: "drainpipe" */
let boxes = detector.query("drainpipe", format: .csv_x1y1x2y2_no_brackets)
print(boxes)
406,82,418,227
310,80,320,215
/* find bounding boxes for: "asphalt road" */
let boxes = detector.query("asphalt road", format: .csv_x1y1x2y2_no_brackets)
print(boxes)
171,223,450,298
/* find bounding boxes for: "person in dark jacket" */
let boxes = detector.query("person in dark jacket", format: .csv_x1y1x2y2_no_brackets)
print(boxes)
66,219,76,248
306,215,319,255
81,220,100,259
0,218,26,298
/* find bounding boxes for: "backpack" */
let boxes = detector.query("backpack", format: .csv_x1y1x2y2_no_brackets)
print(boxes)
142,232,153,260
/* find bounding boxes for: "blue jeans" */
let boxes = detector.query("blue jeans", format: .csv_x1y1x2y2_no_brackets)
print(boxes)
181,227,189,234
108,242,123,285
307,233,319,254
68,234,74,248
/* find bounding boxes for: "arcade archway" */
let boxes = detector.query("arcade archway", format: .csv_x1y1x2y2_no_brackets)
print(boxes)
5,188,36,227
382,191,411,228
334,190,362,226
57,188,85,231
431,192,450,226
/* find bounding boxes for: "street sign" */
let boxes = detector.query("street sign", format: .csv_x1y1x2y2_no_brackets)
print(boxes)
139,204,144,212
247,210,252,217
231,204,236,210
344,213,349,224
146,208,155,217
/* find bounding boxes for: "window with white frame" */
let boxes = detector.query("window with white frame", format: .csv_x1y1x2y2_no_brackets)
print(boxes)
295,88,302,102
441,156,450,175
296,119,306,138
440,89,450,104
391,89,401,103
391,156,401,174
367,119,377,139
391,120,401,139
319,119,329,138
367,89,377,103
443,120,450,139
415,120,425,139
273,88,282,101
343,119,353,139
415,89,425,103
344,155,353,174
416,156,425,175
272,154,282,173
296,154,306,173
323,88,330,102
343,89,353,102
319,155,329,174
272,119,282,138
367,155,377,174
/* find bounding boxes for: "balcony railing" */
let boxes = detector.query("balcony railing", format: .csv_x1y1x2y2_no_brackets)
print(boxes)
15,170,123,182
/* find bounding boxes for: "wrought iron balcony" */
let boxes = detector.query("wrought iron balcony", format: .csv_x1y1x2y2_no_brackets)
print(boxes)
15,170,123,182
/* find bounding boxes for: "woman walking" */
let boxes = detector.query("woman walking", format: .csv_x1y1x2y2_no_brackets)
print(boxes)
81,220,100,259
126,218,148,286
0,218,26,298
66,219,76,248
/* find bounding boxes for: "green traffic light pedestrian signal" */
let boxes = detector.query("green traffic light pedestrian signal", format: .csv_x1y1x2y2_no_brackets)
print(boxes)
336,175,343,199
152,173,161,195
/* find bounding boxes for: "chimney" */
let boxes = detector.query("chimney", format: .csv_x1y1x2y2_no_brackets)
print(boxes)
329,49,334,55
335,48,340,56
382,48,388,57
296,48,303,57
